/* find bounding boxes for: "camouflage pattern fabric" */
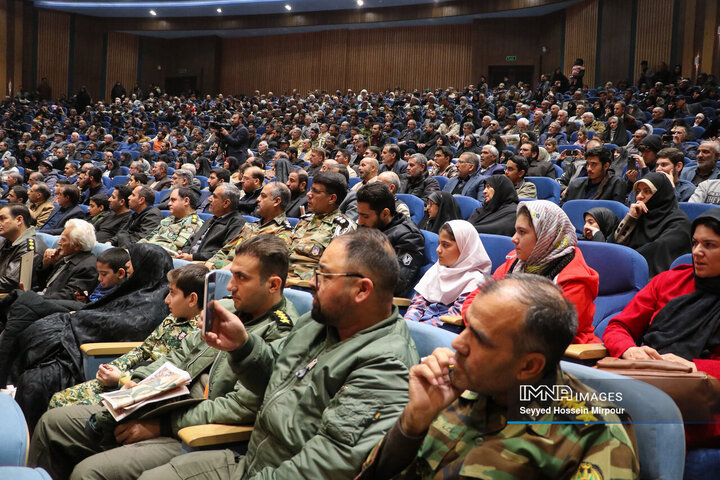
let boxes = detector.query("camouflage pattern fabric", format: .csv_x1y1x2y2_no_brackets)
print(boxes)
357,369,639,480
287,209,356,281
428,164,458,179
139,213,203,251
47,314,199,409
206,214,294,270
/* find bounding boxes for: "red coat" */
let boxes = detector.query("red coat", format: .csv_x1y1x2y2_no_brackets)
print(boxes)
462,248,600,344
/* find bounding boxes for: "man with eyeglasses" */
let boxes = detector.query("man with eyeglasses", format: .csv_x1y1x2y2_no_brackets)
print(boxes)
132,229,417,480
287,171,356,282
668,125,697,161
442,152,484,201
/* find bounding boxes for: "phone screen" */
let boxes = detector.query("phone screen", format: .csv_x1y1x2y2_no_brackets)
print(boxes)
202,271,232,335
627,157,637,171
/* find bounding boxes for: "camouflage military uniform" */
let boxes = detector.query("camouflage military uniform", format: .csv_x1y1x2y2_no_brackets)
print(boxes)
139,213,203,251
288,208,356,281
428,164,458,178
356,369,639,480
206,214,294,269
47,314,199,409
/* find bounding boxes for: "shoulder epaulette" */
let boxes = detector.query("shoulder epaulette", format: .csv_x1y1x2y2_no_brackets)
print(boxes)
191,214,199,224
300,213,314,220
333,215,350,227
27,238,35,251
271,309,293,328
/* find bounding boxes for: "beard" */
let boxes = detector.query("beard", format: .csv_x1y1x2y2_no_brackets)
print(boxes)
310,293,336,327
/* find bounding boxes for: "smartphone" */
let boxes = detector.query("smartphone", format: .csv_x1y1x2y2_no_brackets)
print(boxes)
202,271,231,335
627,156,638,171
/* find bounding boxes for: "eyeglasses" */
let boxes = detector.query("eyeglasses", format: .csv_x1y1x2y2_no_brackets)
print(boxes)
312,267,364,285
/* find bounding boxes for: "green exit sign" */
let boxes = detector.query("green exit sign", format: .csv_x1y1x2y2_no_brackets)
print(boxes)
506,56,517,61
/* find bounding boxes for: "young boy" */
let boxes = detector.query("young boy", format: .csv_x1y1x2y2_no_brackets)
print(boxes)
74,247,131,303
48,263,208,408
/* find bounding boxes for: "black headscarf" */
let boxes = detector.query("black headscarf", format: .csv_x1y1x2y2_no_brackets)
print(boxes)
584,207,619,241
642,209,720,360
467,175,518,236
616,172,692,276
418,191,461,234
197,156,213,177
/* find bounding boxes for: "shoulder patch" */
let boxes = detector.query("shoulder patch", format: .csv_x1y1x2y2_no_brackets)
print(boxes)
271,309,293,328
571,462,604,480
401,253,413,266
333,216,350,227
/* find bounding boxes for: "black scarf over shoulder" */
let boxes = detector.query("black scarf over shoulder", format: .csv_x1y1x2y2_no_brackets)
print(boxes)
643,209,720,360
467,175,518,236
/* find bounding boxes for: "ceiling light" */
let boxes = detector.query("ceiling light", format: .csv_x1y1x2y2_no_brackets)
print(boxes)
284,3,292,10
216,7,222,12
149,9,156,15
357,0,363,5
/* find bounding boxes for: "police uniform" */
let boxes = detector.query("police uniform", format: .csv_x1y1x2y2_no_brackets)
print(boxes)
0,227,46,293
206,214,294,270
47,314,200,409
140,213,203,251
287,208,356,281
356,368,639,480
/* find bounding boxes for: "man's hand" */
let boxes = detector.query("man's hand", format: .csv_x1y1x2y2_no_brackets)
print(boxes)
622,345,663,361
628,200,648,218
74,290,90,303
120,380,138,390
632,153,646,169
400,347,461,437
201,300,249,351
661,353,697,372
626,169,638,183
175,252,193,261
220,128,228,136
43,248,62,267
96,364,122,387
114,419,160,445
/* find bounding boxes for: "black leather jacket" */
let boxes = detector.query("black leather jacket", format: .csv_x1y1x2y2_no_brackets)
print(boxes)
0,228,47,293
381,213,426,297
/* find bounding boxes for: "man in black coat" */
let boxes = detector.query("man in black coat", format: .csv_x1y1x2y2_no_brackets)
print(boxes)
562,146,628,204
177,184,246,261
356,182,425,298
285,169,309,218
0,204,47,293
95,185,133,244
238,166,264,216
111,186,163,247
219,113,250,164
36,219,98,300
40,185,87,236
400,153,440,204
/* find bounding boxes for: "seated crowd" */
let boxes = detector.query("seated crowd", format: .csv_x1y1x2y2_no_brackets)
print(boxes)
0,74,719,478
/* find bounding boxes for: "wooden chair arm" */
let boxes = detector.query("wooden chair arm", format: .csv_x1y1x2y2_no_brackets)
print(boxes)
440,315,463,326
564,343,608,360
80,342,143,356
178,424,254,448
0,293,6,299
393,297,411,307
286,278,311,288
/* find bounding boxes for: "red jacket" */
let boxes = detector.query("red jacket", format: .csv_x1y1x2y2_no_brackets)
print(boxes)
462,248,600,344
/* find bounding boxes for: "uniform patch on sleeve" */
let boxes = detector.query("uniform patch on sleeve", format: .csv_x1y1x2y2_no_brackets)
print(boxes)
571,462,604,480
401,253,412,266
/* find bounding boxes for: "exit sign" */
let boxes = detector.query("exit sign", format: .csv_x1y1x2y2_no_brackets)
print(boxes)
506,56,517,61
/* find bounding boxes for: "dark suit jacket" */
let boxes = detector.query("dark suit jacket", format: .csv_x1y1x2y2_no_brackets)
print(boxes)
443,171,484,201
181,212,246,261
112,206,163,247
40,205,87,236
223,126,250,164
286,193,309,219
151,175,173,192
95,211,133,244
37,251,98,300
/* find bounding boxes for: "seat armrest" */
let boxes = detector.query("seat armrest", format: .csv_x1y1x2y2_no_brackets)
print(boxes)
393,297,411,307
178,424,254,448
80,342,143,356
564,343,608,360
440,315,463,326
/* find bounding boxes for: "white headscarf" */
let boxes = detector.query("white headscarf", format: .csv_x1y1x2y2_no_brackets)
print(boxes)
414,220,492,305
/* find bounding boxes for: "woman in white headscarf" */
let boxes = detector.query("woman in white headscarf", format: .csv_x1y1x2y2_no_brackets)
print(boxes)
404,220,491,332
1,156,19,183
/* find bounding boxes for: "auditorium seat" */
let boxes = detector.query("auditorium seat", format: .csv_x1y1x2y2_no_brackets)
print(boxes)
679,202,718,221
478,233,514,273
577,241,649,337
452,194,481,220
111,175,129,187
419,229,439,277
348,177,362,188
284,288,313,316
525,177,561,204
396,194,424,225
0,393,29,466
405,319,456,358
670,253,692,269
432,175,448,190
561,361,686,480
0,467,52,479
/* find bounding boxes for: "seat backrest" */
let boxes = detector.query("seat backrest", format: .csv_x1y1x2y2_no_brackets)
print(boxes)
396,194,425,225
172,258,192,269
452,194,482,220
670,253,692,270
478,233,514,273
90,242,114,257
525,177,561,204
348,177,362,189
36,232,59,249
562,199,629,235
287,217,299,228
419,230,439,277
560,361,685,480
284,288,313,316
198,213,213,222
154,189,172,205
432,175,448,190
243,215,259,223
577,241,649,336
0,393,29,466
111,175,129,187
679,202,718,221
405,320,456,358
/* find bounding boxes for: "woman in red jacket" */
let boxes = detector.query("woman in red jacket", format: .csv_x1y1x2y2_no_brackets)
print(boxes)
464,200,600,343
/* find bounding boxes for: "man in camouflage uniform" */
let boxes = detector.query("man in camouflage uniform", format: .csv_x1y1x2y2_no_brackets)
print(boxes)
357,275,639,480
46,263,207,409
139,187,203,252
287,171,356,281
30,235,299,480
206,182,294,270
